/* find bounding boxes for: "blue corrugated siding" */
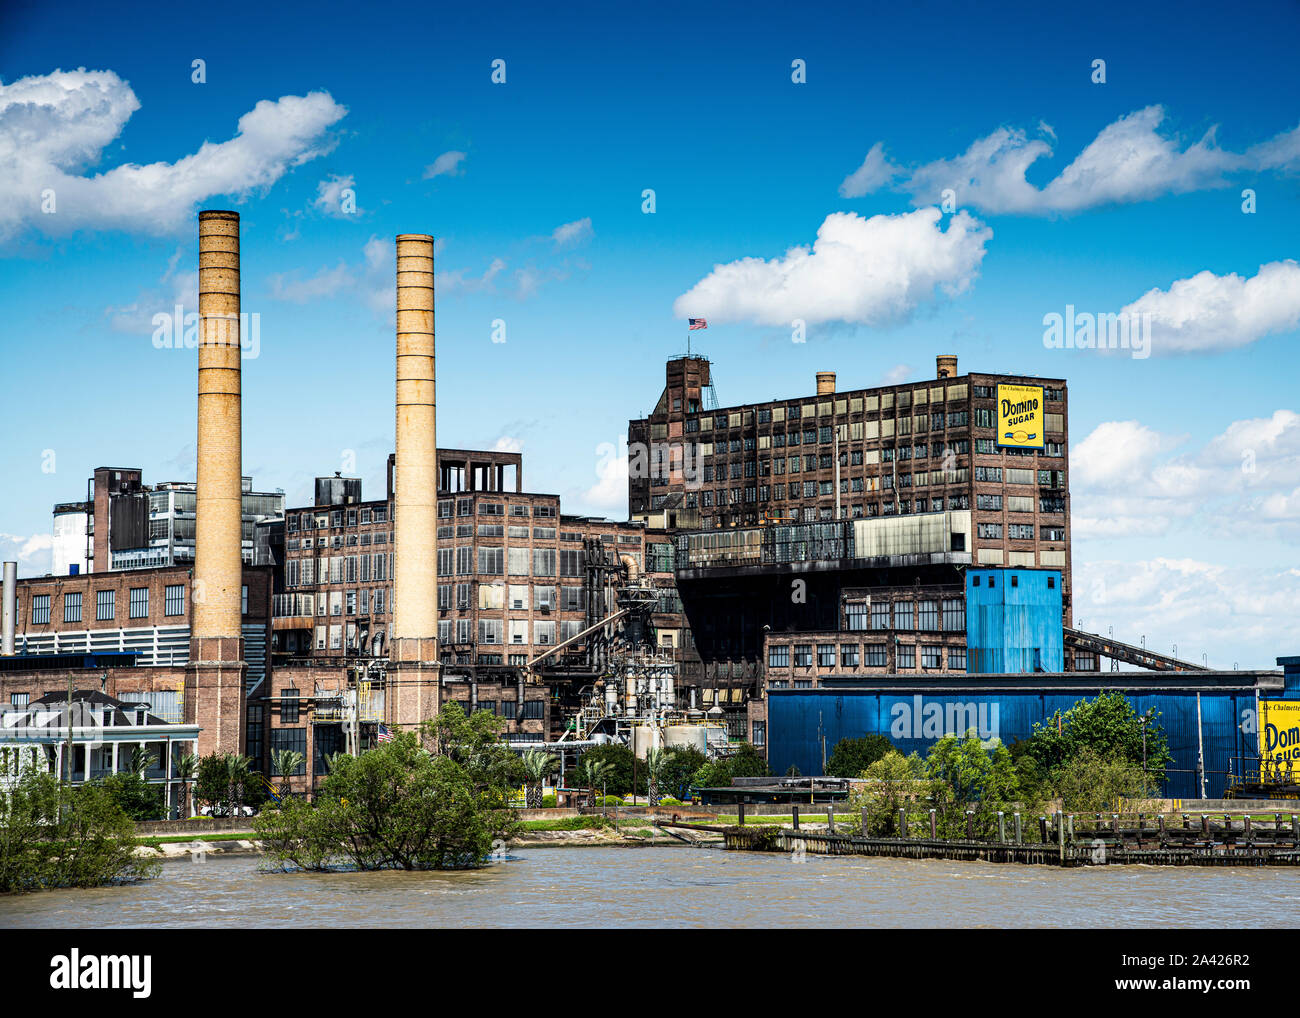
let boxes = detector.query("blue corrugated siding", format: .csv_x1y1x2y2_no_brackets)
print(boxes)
966,568,1063,673
769,688,1259,799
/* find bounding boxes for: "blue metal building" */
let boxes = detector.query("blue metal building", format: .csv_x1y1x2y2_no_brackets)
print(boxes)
767,671,1283,800
965,568,1063,673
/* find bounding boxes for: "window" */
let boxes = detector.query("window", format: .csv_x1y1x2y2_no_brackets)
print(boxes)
845,602,867,631
164,584,185,617
270,728,307,774
751,721,767,747
95,589,115,621
281,688,300,724
30,594,49,625
535,621,556,645
129,587,148,619
942,598,965,632
793,644,813,667
976,494,1002,511
870,601,890,630
841,644,859,668
894,602,914,631
478,547,504,575
63,592,82,623
896,644,915,669
977,523,1003,540
768,645,789,668
918,600,939,631
864,644,887,667
478,619,502,645
523,700,545,720
532,548,556,577
1008,524,1035,540
921,646,943,669
948,647,968,671
817,644,836,667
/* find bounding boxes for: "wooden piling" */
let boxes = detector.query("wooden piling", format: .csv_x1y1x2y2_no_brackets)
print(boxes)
1014,812,1023,845
826,808,835,834
929,809,937,840
792,806,799,831
998,811,1006,844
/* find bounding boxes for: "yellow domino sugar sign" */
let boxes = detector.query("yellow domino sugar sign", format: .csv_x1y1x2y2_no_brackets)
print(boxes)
997,383,1045,449
1261,700,1300,771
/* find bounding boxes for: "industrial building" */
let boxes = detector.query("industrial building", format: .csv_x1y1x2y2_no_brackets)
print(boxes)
48,466,283,575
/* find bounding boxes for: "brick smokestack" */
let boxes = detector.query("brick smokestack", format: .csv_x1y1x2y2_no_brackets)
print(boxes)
392,234,438,663
816,371,836,395
188,210,246,755
936,354,958,379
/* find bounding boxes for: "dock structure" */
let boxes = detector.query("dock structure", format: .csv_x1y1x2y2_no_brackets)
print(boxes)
667,811,1300,868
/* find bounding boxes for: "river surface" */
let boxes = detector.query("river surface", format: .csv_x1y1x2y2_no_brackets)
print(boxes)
2,845,1296,928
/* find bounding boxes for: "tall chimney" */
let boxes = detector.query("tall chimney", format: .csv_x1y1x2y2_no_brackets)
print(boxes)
193,210,244,648
936,354,958,379
1,561,15,656
816,371,836,395
187,210,246,756
392,234,438,663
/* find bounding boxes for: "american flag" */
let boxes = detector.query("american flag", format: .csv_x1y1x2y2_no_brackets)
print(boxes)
377,724,393,743
688,318,708,330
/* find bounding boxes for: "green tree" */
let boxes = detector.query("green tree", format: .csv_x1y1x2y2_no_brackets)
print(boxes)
825,735,894,778
574,757,613,804
255,708,520,871
1024,692,1171,785
424,703,526,806
656,746,707,801
1053,747,1158,813
923,733,1022,838
174,751,198,818
726,744,772,779
578,743,637,797
644,747,666,806
0,772,159,894
271,749,306,786
98,771,165,821
521,748,556,808
849,750,927,836
692,759,732,790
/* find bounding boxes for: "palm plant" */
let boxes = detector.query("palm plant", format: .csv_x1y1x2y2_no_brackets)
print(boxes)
521,748,556,808
576,758,613,806
223,753,252,815
129,745,150,776
645,747,666,807
174,751,198,818
270,749,306,797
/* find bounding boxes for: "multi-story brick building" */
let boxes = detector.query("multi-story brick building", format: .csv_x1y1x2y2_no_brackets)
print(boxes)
48,466,284,574
0,564,273,758
629,353,1071,618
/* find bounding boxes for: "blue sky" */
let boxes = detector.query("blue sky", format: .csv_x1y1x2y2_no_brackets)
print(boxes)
2,0,1299,666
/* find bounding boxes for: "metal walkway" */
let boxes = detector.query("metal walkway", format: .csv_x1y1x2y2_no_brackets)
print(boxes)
1064,627,1209,672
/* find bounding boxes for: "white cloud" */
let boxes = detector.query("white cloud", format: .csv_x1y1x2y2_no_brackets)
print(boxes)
492,436,523,453
103,246,198,334
579,439,629,516
269,262,355,303
1076,557,1300,669
0,68,347,241
0,532,55,578
838,142,902,198
551,217,593,248
437,257,506,295
881,363,912,385
672,208,991,327
423,150,466,179
843,105,1300,215
313,174,357,217
1073,411,1300,540
1122,260,1300,354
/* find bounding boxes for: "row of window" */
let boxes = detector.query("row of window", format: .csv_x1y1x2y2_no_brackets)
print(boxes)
288,506,388,532
845,598,965,633
438,500,559,519
26,584,225,624
768,644,967,671
437,618,581,646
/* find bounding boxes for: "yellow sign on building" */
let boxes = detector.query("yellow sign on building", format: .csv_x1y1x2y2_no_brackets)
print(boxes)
996,383,1045,449
1260,700,1300,772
